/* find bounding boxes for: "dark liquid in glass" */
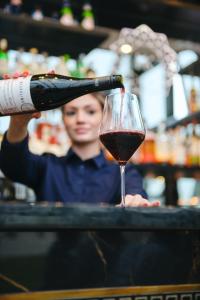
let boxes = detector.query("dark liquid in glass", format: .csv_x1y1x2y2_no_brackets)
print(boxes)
100,130,145,165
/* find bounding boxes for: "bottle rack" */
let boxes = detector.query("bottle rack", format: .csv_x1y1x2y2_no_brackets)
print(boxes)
135,163,200,206
0,9,117,57
137,109,200,206
166,111,200,129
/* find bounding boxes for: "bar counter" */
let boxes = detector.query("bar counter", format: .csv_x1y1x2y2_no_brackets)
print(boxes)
0,203,199,294
0,203,200,230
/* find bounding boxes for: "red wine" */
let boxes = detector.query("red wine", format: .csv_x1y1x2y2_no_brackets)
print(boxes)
100,130,145,165
0,73,123,116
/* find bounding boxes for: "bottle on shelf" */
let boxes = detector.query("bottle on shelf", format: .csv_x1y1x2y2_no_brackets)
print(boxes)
70,54,87,78
185,124,193,166
190,124,199,166
14,47,27,74
32,5,44,21
155,123,170,163
196,124,200,166
188,85,198,113
0,171,15,201
0,73,123,116
55,54,70,76
138,130,156,163
170,127,186,165
81,2,95,31
14,182,27,201
38,51,49,74
28,48,40,75
60,0,75,26
4,0,23,15
0,38,9,75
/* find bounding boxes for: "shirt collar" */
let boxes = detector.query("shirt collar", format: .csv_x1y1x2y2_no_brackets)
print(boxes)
65,148,107,169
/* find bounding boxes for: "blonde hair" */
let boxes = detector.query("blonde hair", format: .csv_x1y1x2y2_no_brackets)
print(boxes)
61,92,105,112
90,92,105,109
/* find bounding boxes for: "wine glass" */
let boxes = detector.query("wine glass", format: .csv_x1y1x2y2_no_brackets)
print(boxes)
99,91,145,207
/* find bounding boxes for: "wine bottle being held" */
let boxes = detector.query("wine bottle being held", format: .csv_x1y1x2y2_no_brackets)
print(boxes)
0,73,123,116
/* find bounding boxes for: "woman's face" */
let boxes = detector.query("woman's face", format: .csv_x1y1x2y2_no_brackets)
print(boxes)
62,94,103,145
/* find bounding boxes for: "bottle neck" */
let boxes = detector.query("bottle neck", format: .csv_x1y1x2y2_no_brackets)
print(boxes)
95,75,123,90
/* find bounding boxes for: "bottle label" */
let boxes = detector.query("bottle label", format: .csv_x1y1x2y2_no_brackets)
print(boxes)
0,76,34,114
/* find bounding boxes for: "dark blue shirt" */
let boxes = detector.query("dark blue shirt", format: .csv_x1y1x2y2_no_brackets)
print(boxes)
0,134,147,204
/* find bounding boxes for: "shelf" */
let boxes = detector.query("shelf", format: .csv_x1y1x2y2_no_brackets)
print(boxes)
179,59,200,76
135,163,200,206
0,10,118,57
165,111,200,129
135,163,200,177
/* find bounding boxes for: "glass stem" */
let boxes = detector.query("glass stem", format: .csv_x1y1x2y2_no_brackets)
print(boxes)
120,165,126,207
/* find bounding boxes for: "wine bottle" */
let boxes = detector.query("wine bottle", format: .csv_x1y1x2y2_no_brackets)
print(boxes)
81,2,95,31
0,73,123,116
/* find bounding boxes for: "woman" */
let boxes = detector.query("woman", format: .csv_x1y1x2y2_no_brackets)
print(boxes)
0,73,160,207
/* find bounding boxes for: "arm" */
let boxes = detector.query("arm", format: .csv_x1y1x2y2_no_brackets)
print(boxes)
0,72,44,188
0,113,45,189
7,113,41,143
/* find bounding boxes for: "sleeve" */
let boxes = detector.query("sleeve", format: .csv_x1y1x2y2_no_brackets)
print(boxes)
125,163,148,198
0,132,46,189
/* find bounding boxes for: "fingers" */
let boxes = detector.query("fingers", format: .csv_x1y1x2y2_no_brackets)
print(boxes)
125,194,148,207
20,112,41,122
149,200,161,207
13,71,30,78
48,70,55,75
21,71,30,77
3,71,30,79
10,112,41,125
3,74,11,79
124,194,161,207
32,112,42,119
12,72,21,78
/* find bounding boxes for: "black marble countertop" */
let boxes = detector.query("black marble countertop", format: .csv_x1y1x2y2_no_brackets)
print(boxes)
0,203,200,230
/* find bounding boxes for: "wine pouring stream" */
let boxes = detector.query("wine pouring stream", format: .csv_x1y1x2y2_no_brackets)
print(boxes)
99,90,145,207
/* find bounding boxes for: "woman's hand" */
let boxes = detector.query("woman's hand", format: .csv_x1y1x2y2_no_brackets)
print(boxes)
7,111,41,143
4,70,55,130
3,71,30,80
5,70,56,143
3,69,55,80
4,70,55,135
117,194,160,207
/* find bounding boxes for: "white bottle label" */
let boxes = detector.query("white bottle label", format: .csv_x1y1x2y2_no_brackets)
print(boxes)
0,76,35,114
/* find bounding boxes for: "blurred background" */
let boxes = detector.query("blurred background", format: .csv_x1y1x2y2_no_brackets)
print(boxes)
0,0,200,206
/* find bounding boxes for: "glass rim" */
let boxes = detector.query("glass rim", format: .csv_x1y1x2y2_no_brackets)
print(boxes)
106,91,137,98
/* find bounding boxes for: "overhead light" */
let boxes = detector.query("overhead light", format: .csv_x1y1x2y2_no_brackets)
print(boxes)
120,43,132,54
